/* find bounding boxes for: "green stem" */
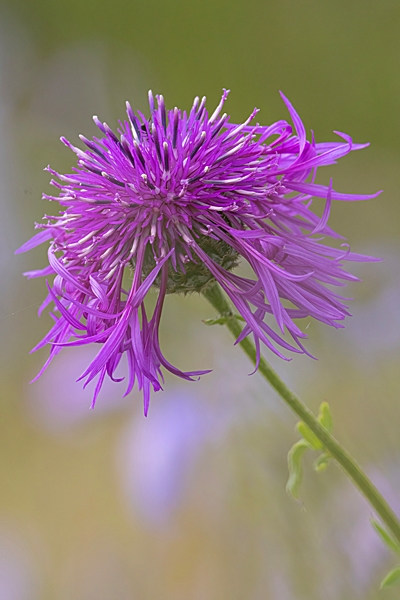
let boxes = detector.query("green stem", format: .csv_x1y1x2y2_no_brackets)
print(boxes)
203,283,400,544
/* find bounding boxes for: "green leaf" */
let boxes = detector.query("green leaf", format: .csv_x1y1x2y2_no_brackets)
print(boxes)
286,439,311,499
203,314,245,326
296,421,323,450
317,401,333,432
203,316,230,326
380,566,400,589
313,453,330,472
371,519,400,555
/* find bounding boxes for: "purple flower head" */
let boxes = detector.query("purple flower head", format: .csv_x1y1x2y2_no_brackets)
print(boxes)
17,90,379,415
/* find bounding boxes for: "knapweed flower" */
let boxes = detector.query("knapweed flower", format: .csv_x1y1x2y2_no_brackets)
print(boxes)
17,90,379,414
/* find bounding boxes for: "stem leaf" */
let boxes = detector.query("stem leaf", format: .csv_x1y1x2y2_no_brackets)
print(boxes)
380,566,400,589
296,421,323,450
317,401,333,432
203,314,245,326
313,453,330,472
371,519,400,555
203,316,229,326
286,439,311,499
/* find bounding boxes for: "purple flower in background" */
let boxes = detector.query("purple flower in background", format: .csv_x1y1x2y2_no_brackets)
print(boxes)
117,391,210,527
17,90,379,414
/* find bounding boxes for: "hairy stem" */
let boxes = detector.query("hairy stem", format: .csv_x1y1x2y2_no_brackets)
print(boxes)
203,283,400,544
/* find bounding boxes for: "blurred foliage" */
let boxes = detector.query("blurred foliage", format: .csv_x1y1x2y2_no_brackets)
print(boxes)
4,0,400,146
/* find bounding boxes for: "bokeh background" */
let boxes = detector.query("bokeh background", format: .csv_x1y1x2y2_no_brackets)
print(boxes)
1,1,400,598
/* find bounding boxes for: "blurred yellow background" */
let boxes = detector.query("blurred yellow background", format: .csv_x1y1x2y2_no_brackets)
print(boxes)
1,1,400,598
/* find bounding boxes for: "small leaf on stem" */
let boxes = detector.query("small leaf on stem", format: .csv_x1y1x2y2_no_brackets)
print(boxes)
296,421,323,450
371,519,400,554
203,314,245,326
286,438,311,499
380,566,400,589
313,453,331,472
318,401,333,432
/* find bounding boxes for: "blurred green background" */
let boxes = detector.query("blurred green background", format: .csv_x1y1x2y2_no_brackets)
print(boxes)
1,1,400,598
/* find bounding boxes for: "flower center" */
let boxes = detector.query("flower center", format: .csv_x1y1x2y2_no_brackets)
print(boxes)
140,234,240,294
